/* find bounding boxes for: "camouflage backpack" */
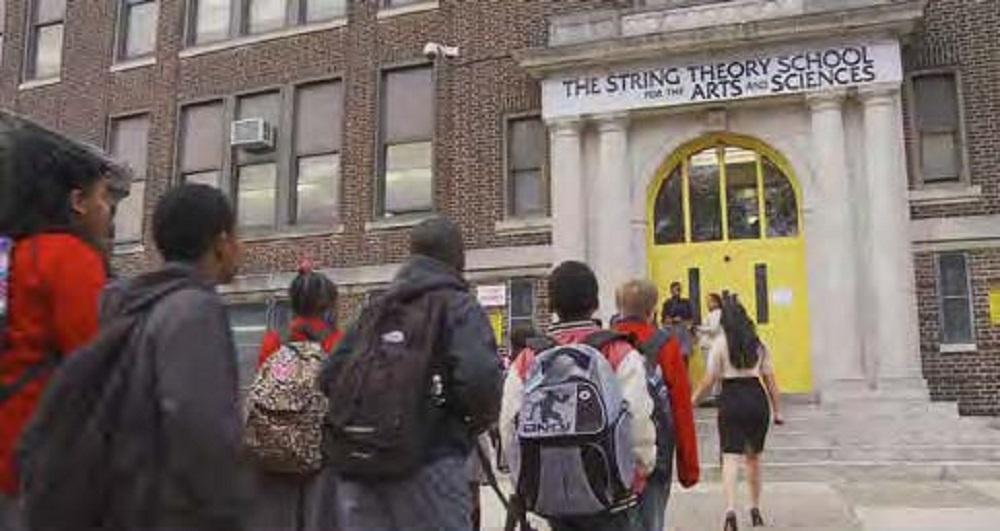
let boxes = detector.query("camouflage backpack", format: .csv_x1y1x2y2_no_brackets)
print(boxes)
244,330,331,474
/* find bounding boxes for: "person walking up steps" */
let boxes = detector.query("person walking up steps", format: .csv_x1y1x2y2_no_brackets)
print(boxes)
691,294,783,531
247,264,342,531
613,279,700,531
322,216,502,531
18,184,248,530
0,114,126,531
500,261,656,531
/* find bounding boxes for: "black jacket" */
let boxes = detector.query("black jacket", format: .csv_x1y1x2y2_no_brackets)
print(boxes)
98,263,247,530
325,255,503,460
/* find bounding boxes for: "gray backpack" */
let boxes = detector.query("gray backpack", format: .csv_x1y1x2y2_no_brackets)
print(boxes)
511,331,637,518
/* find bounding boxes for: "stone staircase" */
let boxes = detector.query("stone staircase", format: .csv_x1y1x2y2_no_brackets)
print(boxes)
694,398,1000,481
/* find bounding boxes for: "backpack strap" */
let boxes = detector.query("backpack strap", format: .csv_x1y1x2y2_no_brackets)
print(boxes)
524,336,557,353
582,330,629,351
639,329,672,362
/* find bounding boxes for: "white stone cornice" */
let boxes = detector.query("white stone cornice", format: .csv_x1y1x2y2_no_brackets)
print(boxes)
595,112,630,133
547,117,584,136
858,82,901,105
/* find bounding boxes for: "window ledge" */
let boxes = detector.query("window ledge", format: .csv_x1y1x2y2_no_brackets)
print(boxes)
18,78,61,91
377,1,440,20
113,243,145,256
365,214,435,232
241,225,345,243
909,185,982,207
180,18,348,59
495,217,552,235
940,343,977,354
111,56,156,73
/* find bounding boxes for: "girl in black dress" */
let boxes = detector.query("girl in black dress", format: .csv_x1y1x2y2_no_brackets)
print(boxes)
692,295,783,531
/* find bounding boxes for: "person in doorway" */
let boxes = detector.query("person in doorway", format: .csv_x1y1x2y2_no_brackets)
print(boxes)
0,115,125,531
323,216,502,531
613,279,700,531
249,264,342,531
661,281,695,362
691,295,783,531
500,261,656,531
696,293,725,405
25,184,247,530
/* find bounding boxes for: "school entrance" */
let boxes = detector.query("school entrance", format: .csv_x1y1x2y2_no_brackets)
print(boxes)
647,134,812,393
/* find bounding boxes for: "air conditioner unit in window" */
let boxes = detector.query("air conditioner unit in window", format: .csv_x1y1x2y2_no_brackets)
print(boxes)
230,118,275,152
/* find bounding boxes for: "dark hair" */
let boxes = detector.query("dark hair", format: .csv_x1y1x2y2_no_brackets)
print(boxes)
153,184,235,263
410,216,465,271
290,268,338,318
708,293,723,308
549,261,599,322
720,294,760,369
670,281,682,291
0,116,116,238
510,322,540,353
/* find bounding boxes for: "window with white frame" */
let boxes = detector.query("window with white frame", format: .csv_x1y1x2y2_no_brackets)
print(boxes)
235,91,281,230
506,115,547,218
379,65,434,217
937,253,975,345
25,0,65,81
911,72,964,184
109,114,150,246
188,0,347,45
118,0,157,61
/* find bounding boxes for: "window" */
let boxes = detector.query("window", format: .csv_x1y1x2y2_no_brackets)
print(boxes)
189,0,345,44
507,116,547,218
109,115,150,245
25,0,65,81
179,101,224,187
508,279,535,350
293,81,342,225
653,143,799,245
247,0,287,34
118,0,157,61
235,91,280,229
380,66,434,217
912,72,963,184
192,0,231,44
937,253,975,345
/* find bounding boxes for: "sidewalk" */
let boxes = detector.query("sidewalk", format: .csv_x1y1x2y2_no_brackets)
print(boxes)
480,479,1000,530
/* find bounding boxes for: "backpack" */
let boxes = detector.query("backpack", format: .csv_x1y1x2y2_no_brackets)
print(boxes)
323,289,451,479
635,330,676,476
16,281,189,530
244,328,332,475
0,236,11,352
512,331,636,518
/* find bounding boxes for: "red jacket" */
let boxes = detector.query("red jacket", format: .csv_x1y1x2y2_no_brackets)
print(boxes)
613,317,700,488
0,234,107,494
257,316,343,368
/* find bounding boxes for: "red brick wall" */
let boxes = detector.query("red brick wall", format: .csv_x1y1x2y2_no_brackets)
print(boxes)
915,249,1000,415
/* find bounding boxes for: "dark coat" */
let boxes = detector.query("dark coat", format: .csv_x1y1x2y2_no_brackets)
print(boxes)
98,263,248,530
323,255,503,461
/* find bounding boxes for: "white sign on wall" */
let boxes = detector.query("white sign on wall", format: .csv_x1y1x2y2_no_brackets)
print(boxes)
542,39,902,120
476,284,507,308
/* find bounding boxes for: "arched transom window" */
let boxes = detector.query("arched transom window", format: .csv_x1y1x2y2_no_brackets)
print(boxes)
653,143,799,245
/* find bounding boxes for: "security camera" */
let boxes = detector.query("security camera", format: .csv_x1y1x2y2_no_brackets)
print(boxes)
423,42,460,60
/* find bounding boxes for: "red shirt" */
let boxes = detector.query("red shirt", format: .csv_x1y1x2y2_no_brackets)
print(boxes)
257,317,343,368
613,318,701,488
0,234,107,494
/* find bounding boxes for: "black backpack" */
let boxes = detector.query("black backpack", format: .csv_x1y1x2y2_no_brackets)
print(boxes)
16,282,187,530
323,288,452,479
634,330,676,475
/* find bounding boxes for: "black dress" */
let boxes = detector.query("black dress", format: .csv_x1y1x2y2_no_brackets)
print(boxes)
718,377,770,455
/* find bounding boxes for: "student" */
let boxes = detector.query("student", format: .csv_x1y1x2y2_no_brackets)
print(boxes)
250,264,342,531
692,295,783,531
613,279,700,531
661,281,695,361
500,261,656,531
20,184,247,530
0,115,125,530
323,217,502,531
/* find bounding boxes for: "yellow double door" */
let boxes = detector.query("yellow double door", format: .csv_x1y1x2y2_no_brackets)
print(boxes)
650,234,814,394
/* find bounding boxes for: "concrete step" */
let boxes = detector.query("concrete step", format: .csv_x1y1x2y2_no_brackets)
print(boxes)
696,461,1000,482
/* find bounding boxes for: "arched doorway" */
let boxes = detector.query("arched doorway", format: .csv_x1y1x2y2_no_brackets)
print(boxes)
647,134,813,393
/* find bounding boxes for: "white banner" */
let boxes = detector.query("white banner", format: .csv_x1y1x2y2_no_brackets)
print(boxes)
542,39,902,120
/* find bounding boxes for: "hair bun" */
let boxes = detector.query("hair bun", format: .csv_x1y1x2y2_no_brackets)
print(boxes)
298,259,314,275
